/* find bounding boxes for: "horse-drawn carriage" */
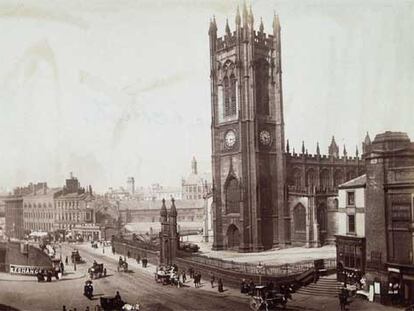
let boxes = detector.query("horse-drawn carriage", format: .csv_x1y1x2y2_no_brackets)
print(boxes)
88,261,106,279
117,258,128,272
100,296,140,311
71,250,83,263
249,285,289,310
154,266,179,286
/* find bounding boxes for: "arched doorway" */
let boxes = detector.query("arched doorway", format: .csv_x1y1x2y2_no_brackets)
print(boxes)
317,204,327,245
226,224,240,250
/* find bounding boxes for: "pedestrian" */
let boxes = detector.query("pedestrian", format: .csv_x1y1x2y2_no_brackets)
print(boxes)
210,273,215,288
241,279,246,294
62,306,67,311
194,273,198,288
65,256,68,265
60,262,65,274
136,254,141,264
218,278,224,293
339,287,348,311
189,267,194,279
249,279,255,295
127,250,131,258
182,271,186,283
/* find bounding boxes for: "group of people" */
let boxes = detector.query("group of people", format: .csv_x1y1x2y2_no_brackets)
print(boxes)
36,262,64,283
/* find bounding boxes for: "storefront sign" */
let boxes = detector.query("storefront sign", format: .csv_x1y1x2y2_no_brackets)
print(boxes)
9,264,49,275
388,267,400,273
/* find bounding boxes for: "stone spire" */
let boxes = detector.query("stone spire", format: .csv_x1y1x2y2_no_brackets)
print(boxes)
225,18,231,36
362,131,372,154
316,142,320,155
235,5,241,26
286,139,290,153
273,12,280,33
242,1,248,27
160,198,167,218
356,145,359,158
343,145,347,157
209,16,217,36
259,17,264,33
328,136,339,158
301,141,305,154
169,197,177,217
248,5,254,27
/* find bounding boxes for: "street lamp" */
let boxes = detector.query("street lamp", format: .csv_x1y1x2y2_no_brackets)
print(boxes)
257,262,264,285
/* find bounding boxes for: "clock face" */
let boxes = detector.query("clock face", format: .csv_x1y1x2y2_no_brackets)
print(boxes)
259,130,272,146
225,130,236,148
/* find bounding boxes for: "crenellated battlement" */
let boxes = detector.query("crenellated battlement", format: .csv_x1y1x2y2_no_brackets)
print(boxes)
287,152,361,163
216,30,275,52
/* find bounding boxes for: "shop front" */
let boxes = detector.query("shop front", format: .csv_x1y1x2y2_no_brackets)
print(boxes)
336,235,366,284
386,263,414,306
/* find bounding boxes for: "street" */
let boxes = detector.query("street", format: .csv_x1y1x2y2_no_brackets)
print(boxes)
0,242,249,311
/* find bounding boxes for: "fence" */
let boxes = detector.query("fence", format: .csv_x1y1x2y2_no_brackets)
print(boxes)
177,250,336,277
112,237,160,266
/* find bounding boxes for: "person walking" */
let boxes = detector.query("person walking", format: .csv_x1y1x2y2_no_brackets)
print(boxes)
218,278,224,293
338,287,348,311
210,273,215,288
182,270,186,283
65,256,68,265
60,262,64,274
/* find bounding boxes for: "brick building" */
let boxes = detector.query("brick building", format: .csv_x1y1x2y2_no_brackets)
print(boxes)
363,131,414,305
209,6,364,252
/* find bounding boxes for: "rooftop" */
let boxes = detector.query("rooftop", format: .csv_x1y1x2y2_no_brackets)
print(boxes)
338,174,366,189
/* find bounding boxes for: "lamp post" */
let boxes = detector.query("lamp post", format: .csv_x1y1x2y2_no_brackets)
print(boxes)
257,262,264,285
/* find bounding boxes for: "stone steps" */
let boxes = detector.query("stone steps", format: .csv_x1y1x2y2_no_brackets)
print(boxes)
296,277,341,297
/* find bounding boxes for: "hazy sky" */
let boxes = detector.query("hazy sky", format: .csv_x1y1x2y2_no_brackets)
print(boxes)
0,0,413,192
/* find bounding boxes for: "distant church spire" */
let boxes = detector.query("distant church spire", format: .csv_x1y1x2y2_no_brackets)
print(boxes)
362,131,372,154
273,12,280,33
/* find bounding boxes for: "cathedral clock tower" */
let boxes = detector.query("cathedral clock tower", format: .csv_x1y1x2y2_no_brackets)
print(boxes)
209,5,288,252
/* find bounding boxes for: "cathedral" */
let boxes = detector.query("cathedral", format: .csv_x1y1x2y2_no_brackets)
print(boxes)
209,5,366,252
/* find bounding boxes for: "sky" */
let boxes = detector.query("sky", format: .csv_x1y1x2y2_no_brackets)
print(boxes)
0,0,413,192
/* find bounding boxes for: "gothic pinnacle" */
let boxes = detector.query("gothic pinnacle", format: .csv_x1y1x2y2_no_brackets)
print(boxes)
235,5,241,26
259,17,264,33
242,1,248,26
273,12,280,32
249,5,254,26
286,139,290,153
316,142,320,155
302,141,305,154
225,18,231,36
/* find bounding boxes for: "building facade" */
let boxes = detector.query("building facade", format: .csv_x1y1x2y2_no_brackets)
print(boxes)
23,184,61,233
4,196,24,240
335,175,366,283
363,132,414,305
210,6,364,252
54,175,95,232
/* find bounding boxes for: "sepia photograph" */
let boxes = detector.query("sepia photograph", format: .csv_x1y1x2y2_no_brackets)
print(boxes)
0,0,413,310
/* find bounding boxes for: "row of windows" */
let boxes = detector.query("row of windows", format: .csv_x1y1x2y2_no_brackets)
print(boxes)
185,195,202,200
24,212,54,219
23,200,82,209
290,169,357,189
184,185,204,193
24,222,53,231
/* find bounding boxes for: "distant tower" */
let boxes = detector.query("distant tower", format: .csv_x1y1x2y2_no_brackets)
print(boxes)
159,199,170,265
191,156,198,175
210,6,287,251
169,198,178,260
127,177,135,195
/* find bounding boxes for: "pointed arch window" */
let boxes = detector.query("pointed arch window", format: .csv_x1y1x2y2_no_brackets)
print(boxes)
226,177,240,214
255,59,270,115
223,77,230,117
230,74,237,115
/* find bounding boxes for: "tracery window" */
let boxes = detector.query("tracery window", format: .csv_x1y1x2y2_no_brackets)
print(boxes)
255,59,270,115
223,74,237,118
226,178,240,214
294,204,306,232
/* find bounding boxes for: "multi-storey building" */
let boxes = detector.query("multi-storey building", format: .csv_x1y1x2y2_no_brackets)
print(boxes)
335,175,366,283
209,6,365,251
54,175,95,231
23,184,61,232
363,132,414,305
